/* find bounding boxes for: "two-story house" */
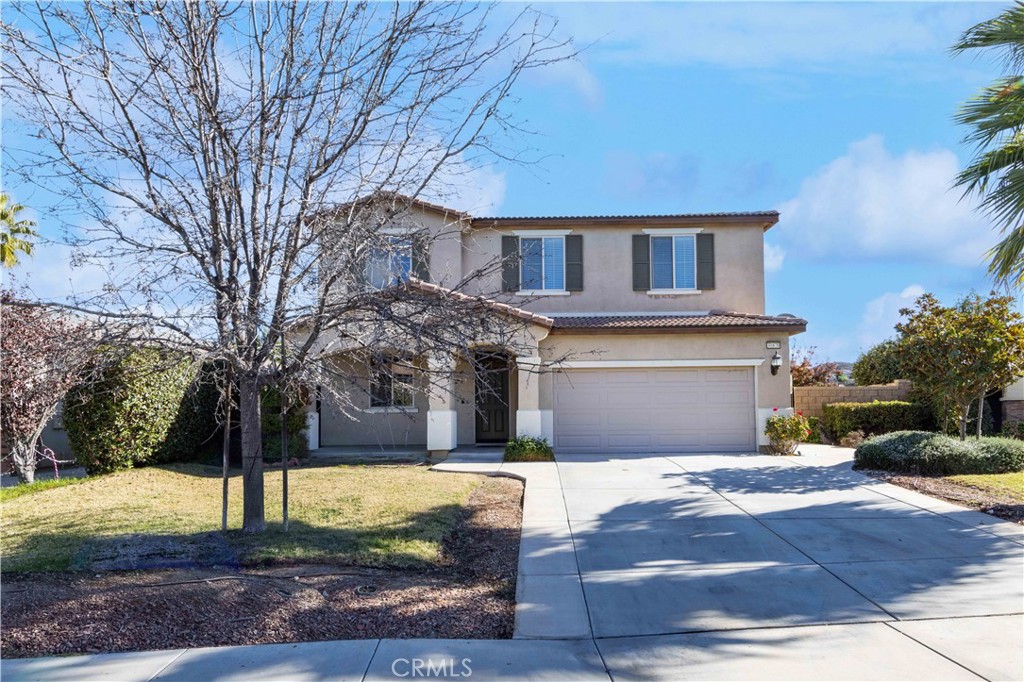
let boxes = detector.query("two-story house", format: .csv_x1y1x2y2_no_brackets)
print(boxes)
310,197,806,457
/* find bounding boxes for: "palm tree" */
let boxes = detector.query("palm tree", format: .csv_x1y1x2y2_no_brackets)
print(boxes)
0,193,38,268
953,5,1024,287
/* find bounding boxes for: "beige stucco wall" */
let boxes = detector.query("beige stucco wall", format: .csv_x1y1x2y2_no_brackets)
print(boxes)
538,331,793,410
319,353,517,448
456,223,767,314
1004,378,1024,402
318,355,429,447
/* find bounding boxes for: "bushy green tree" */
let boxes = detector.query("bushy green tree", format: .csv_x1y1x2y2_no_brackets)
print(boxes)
852,339,903,386
64,349,219,474
897,292,1024,440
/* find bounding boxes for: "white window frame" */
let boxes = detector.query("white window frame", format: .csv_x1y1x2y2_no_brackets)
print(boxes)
517,234,568,295
648,234,699,294
367,362,417,412
365,236,413,290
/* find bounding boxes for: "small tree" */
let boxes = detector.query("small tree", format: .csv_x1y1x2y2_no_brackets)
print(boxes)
897,292,1024,440
0,294,93,483
790,347,840,387
852,339,903,386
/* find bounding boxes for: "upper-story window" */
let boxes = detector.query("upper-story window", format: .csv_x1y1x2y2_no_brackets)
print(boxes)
650,234,696,290
501,232,582,294
365,236,413,288
520,236,565,291
632,230,714,294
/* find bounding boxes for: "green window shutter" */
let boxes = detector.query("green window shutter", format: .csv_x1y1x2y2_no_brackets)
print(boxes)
696,232,715,290
632,235,650,291
565,234,583,291
412,235,430,282
501,235,519,292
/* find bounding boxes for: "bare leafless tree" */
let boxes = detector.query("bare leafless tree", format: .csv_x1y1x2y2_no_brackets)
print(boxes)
2,1,571,531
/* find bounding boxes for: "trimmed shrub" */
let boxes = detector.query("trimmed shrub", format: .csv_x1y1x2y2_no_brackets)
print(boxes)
1001,421,1024,441
261,385,309,461
504,436,554,462
65,350,219,474
765,411,810,455
802,416,824,444
839,430,866,448
854,431,1024,475
822,400,931,439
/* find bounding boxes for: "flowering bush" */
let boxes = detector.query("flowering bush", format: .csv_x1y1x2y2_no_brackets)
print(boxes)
765,409,810,455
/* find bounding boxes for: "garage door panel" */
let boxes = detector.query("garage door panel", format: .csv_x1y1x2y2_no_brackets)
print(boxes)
651,370,700,384
708,366,749,382
557,412,603,428
554,367,756,454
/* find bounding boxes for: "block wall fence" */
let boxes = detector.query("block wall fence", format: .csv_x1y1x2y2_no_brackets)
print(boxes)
792,380,913,419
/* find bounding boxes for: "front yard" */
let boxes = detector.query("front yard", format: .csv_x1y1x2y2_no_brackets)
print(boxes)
869,471,1024,523
0,464,523,656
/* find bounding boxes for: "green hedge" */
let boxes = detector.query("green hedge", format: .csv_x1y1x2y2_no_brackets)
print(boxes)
854,431,1024,475
504,436,554,462
261,385,309,460
822,400,932,439
65,350,219,474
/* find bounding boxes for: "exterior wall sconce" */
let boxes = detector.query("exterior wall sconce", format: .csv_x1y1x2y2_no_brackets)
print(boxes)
770,351,782,376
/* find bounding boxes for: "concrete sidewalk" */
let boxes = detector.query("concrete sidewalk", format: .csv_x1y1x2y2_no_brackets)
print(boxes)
4,446,1023,681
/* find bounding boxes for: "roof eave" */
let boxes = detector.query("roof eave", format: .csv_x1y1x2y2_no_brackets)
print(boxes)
548,323,807,335
471,213,779,229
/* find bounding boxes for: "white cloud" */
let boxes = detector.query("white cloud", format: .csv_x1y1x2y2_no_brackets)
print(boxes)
529,58,603,109
764,242,785,273
857,284,926,350
549,3,992,72
777,135,997,267
602,151,700,200
424,160,506,215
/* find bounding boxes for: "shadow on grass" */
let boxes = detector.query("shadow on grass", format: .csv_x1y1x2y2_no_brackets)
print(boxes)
3,503,473,573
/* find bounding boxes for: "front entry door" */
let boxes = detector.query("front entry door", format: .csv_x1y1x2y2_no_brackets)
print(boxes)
475,356,510,443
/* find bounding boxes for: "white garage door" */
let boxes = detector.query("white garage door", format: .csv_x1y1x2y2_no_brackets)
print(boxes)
553,367,756,454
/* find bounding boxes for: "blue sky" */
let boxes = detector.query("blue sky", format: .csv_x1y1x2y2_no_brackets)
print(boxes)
4,2,1014,362
473,1,1010,361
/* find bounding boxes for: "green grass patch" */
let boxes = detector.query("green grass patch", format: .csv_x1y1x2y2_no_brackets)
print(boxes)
945,472,1024,503
0,476,88,503
0,463,482,572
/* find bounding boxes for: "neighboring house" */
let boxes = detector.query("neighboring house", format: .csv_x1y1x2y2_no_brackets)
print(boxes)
305,197,806,456
1002,378,1024,427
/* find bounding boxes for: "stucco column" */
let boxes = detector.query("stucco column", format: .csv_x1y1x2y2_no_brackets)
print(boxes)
426,354,458,454
515,355,551,441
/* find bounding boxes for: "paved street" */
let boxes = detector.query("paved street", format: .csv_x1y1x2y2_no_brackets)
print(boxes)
4,446,1023,681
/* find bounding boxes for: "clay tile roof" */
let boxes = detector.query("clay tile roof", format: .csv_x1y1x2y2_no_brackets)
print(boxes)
549,311,807,333
404,278,554,328
474,211,779,222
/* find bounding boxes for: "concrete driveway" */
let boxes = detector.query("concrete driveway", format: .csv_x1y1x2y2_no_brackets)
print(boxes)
5,446,1022,681
513,446,1024,680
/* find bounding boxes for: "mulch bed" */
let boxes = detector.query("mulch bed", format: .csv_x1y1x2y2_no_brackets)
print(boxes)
0,476,523,658
866,471,1024,524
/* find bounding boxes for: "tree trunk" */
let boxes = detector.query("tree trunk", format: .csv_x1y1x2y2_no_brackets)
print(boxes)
959,404,969,441
221,376,232,532
12,441,36,484
976,394,985,438
239,374,266,533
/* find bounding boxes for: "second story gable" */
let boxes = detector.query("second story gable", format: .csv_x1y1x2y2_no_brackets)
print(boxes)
342,196,779,317
460,211,778,316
